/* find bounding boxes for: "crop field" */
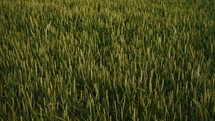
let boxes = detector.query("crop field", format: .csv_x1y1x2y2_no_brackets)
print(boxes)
0,0,214,120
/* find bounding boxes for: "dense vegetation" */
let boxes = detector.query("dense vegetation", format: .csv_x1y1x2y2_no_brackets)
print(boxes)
0,0,214,120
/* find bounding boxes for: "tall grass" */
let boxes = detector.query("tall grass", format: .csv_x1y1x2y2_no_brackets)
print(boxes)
0,0,214,120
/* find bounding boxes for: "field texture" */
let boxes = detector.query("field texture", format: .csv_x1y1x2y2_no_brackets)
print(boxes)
0,0,215,120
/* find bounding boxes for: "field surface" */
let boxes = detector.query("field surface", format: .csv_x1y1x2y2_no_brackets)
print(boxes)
0,0,215,120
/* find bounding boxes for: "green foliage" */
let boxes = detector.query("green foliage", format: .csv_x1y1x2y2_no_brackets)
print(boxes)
0,0,214,120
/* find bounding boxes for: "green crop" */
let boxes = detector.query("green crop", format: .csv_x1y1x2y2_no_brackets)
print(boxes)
0,0,214,120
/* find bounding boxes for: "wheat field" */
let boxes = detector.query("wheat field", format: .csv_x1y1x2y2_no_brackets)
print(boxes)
0,0,214,120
